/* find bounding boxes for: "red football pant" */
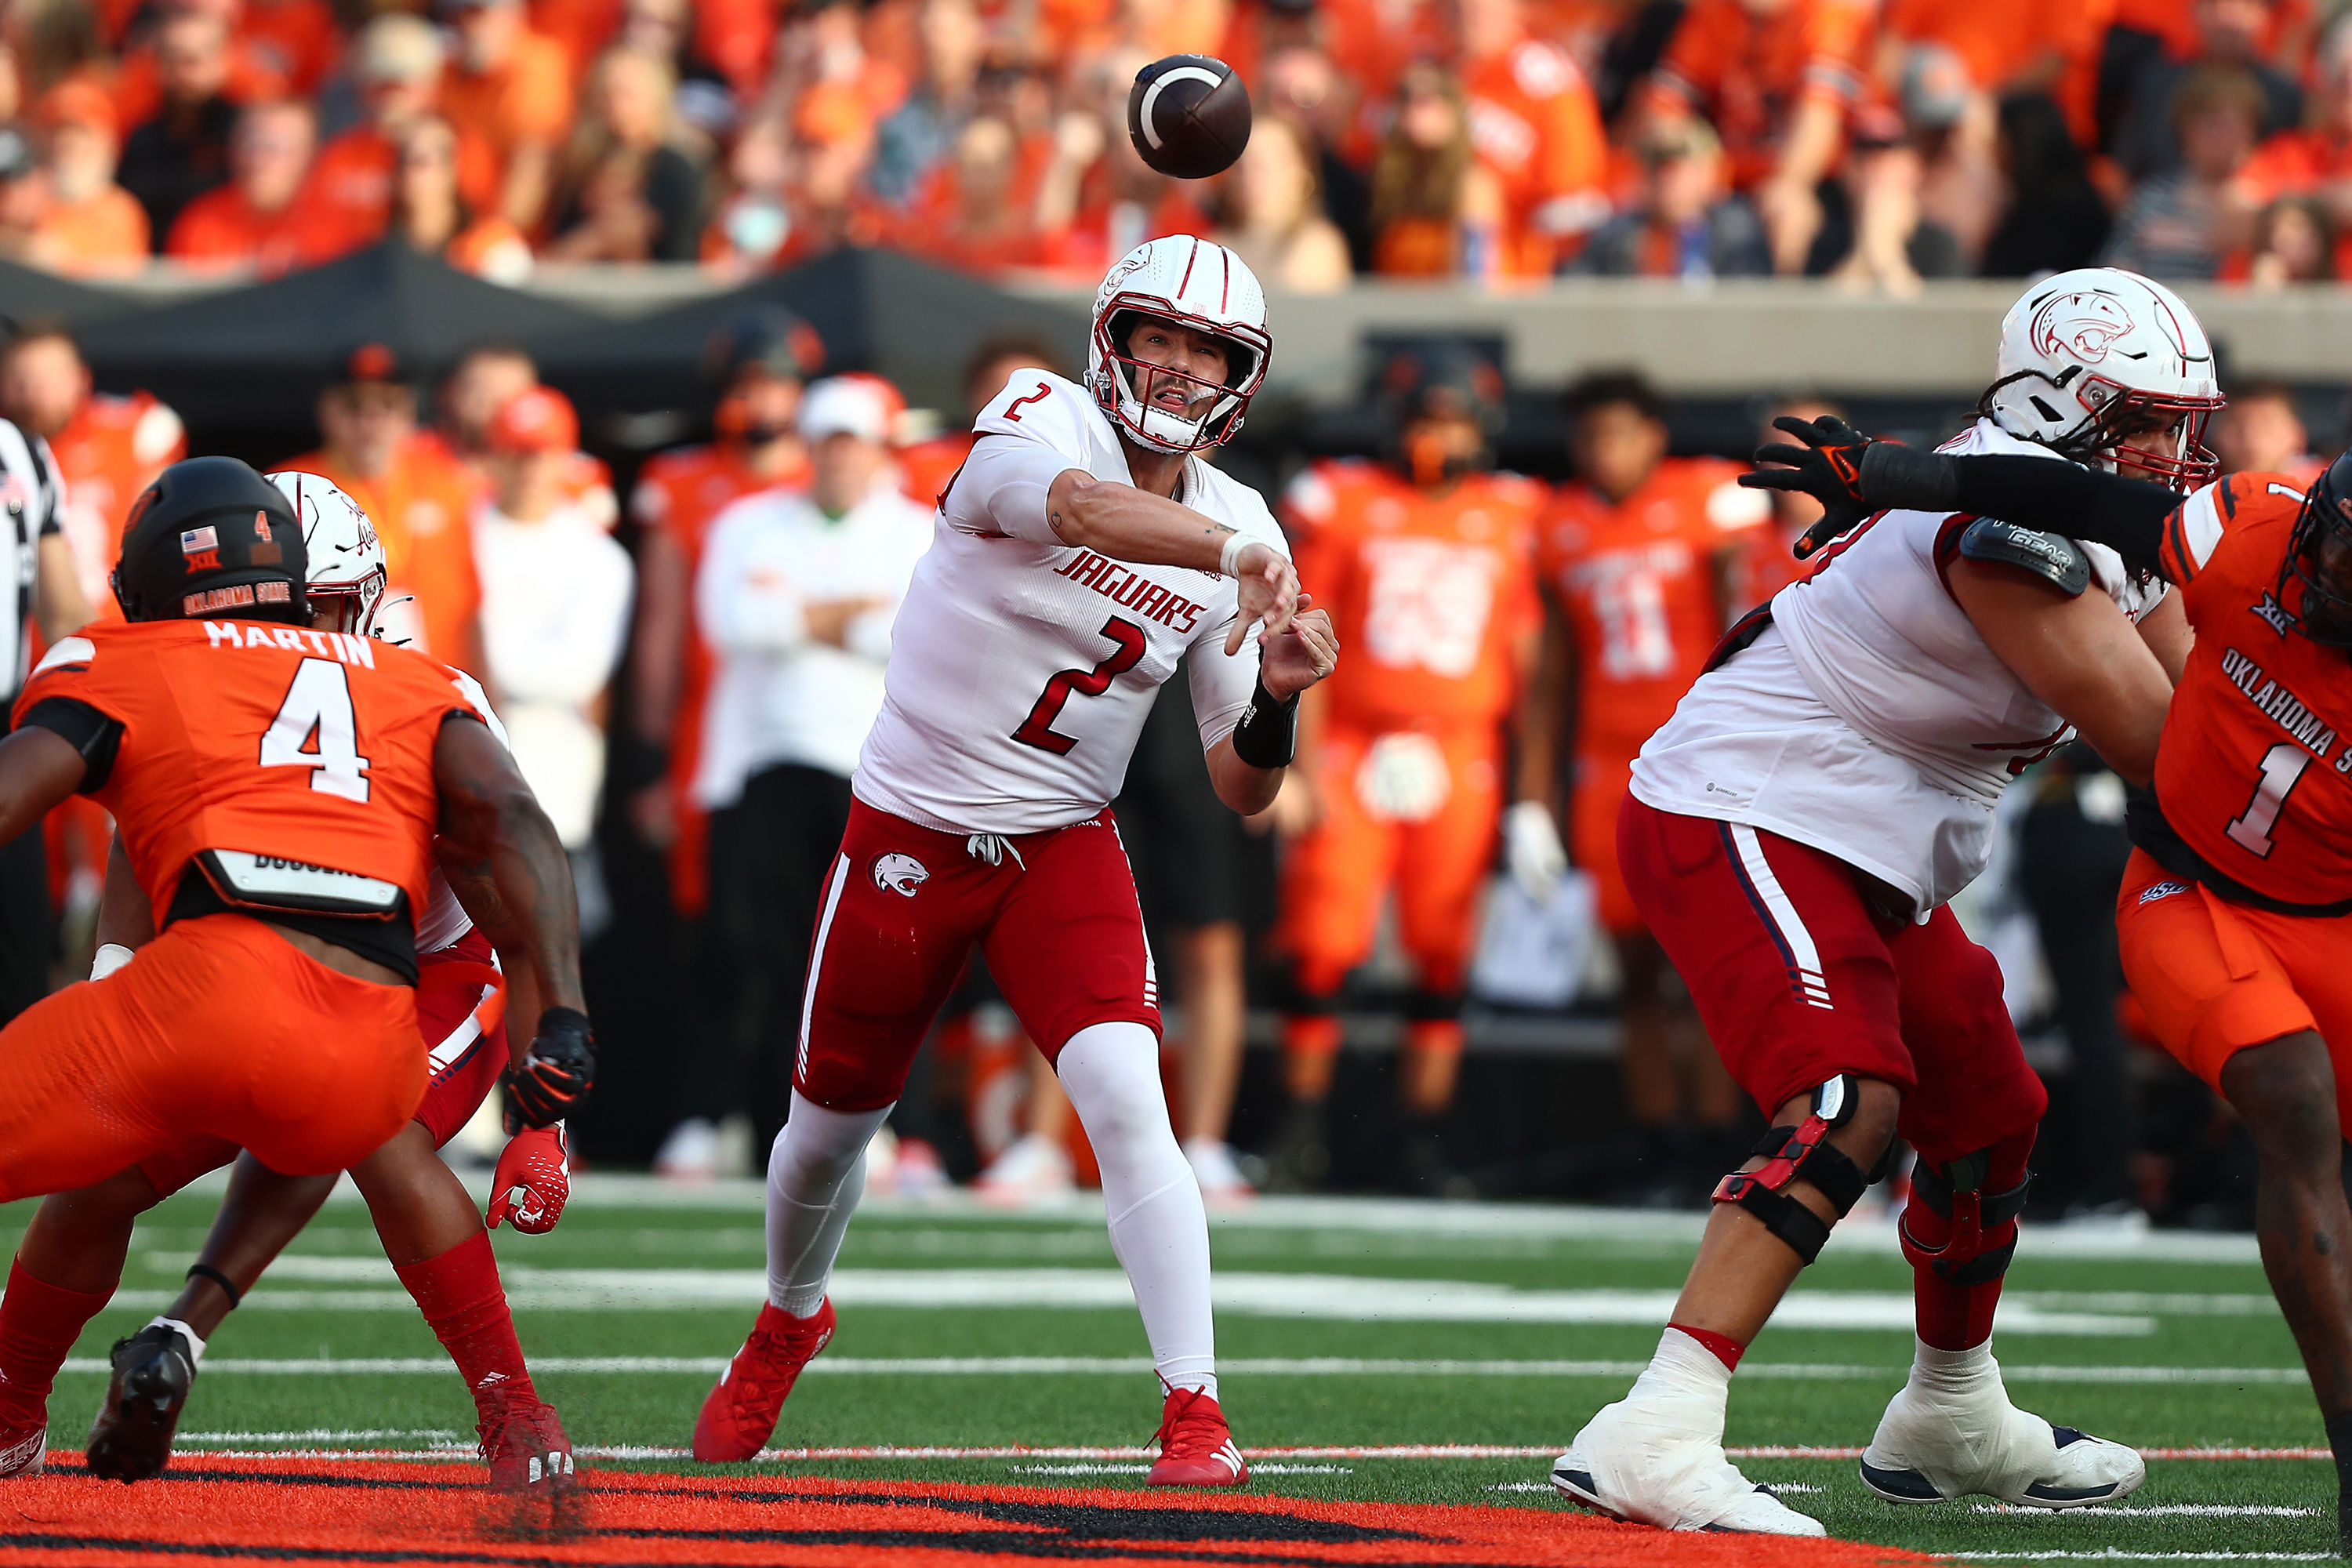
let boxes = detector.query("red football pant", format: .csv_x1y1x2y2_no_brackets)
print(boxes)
1618,797,2047,1165
794,800,1161,1113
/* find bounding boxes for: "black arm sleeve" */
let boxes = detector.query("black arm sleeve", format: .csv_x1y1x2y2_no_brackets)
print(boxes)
1859,445,2183,579
17,696,124,793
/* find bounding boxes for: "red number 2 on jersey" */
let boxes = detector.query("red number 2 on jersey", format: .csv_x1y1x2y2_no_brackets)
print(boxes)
1012,617,1148,755
1002,383,1053,422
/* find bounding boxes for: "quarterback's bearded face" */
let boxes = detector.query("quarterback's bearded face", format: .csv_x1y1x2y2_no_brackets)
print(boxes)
1122,316,1229,421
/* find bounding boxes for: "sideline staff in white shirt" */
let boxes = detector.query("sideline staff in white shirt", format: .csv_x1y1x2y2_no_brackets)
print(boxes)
683,376,931,1151
0,410,94,1022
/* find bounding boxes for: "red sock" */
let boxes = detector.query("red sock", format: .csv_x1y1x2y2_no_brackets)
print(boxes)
1668,1322,1746,1371
1903,1131,2034,1351
393,1232,535,1415
0,1258,116,1422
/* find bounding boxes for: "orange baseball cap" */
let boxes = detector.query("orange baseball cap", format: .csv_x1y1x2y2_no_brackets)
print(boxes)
486,386,579,453
40,81,118,138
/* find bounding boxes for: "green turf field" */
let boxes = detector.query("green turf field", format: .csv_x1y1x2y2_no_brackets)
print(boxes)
3,1178,2333,1565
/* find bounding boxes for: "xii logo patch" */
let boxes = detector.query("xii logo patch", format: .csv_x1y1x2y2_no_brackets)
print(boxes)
2252,591,2297,637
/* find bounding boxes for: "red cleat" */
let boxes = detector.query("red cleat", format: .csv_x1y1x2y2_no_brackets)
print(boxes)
1145,1385,1247,1487
478,1393,579,1495
693,1299,834,1462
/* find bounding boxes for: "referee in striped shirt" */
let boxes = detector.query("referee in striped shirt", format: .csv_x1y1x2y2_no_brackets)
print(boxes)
0,401,93,1024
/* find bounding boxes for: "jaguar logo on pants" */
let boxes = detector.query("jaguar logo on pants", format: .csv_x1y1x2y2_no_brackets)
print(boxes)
874,853,931,896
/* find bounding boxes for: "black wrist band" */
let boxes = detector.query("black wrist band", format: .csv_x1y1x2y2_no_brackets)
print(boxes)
536,1006,591,1039
1860,441,1960,511
185,1262,241,1310
1230,677,1299,769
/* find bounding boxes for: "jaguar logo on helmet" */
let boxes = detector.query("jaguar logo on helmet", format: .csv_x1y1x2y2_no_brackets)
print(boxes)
1988,268,2223,489
873,853,930,896
2029,292,2136,365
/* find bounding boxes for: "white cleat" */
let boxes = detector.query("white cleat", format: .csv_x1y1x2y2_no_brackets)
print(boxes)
1860,1338,2144,1509
973,1133,1076,1207
0,1423,45,1479
1182,1138,1256,1205
1550,1330,1825,1536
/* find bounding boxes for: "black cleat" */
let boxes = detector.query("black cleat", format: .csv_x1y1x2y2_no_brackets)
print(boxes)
85,1324,197,1483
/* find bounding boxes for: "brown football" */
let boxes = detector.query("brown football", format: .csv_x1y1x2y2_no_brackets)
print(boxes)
1127,55,1252,180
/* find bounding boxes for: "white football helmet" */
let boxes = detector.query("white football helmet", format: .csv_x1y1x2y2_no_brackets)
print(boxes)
267,470,387,636
1084,236,1272,455
1984,267,2222,487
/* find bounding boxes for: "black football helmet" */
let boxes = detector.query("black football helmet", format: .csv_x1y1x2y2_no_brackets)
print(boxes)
112,456,307,626
701,306,822,390
2284,450,2352,647
1380,341,1504,486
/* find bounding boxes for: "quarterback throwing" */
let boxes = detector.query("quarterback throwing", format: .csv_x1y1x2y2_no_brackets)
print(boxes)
694,237,1338,1486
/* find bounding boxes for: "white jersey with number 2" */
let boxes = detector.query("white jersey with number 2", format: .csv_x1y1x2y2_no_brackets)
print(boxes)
855,371,1289,835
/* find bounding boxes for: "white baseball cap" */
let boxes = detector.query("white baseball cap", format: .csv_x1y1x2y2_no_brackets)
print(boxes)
798,376,893,444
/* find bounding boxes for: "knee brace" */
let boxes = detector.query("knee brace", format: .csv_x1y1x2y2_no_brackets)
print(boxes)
1900,1147,2031,1286
1713,1076,1888,1265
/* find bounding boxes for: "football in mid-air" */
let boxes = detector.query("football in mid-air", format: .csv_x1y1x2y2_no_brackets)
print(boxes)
1127,55,1252,180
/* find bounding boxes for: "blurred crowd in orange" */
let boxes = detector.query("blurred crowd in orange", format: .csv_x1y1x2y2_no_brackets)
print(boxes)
0,0,2344,290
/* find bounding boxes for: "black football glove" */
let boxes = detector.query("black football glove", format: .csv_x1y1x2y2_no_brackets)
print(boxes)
503,1007,596,1132
1737,414,1878,560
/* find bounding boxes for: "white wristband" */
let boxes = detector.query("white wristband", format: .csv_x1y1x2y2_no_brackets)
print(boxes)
93,943,135,981
1218,532,1252,579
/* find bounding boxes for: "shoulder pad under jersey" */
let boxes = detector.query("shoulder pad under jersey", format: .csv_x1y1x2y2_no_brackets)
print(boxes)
1957,517,2089,597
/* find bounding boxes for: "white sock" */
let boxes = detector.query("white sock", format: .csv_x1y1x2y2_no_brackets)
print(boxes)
1907,1335,1998,1396
764,1091,891,1318
147,1316,205,1365
1057,1022,1218,1401
1622,1327,1731,1436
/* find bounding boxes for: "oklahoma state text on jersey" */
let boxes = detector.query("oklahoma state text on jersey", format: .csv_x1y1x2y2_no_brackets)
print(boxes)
10,617,477,931
2151,471,2352,908
1280,459,1543,732
1540,457,1763,754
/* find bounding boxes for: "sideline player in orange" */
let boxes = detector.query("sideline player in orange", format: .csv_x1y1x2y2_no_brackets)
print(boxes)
1516,372,1768,1203
1272,344,1543,1191
0,458,591,1479
0,474,578,1494
285,343,488,669
1753,416,2352,1546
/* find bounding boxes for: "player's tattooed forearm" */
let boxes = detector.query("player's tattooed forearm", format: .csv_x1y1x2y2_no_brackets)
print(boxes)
438,851,517,935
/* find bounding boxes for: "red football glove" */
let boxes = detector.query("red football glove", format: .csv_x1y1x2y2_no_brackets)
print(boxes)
486,1123,569,1234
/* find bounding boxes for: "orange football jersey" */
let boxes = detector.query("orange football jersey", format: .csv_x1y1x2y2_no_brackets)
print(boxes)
1539,457,1763,754
2151,471,2352,909
1280,459,1543,732
10,619,473,932
47,390,187,615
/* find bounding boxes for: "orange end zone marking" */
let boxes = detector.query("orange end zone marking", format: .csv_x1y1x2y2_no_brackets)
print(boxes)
0,1456,1951,1567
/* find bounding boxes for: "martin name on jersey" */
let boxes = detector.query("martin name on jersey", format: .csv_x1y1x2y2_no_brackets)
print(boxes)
853,371,1290,835
1631,418,2170,915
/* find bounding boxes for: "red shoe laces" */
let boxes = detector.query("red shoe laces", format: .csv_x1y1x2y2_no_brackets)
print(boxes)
1153,1386,1225,1458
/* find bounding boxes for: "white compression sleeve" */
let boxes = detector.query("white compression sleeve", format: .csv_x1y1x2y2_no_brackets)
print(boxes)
764,1091,892,1318
1056,1021,1217,1398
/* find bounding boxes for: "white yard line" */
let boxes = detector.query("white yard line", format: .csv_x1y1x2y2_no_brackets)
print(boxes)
71,1355,2304,1381
146,1439,2336,1462
93,1268,2154,1334
1955,1555,2339,1563
157,1171,2261,1264
1969,1505,2321,1518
